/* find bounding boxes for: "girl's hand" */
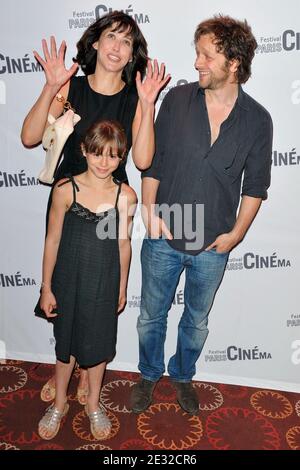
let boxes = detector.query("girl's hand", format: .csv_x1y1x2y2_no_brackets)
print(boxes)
136,59,171,108
33,36,78,93
40,289,58,318
117,290,127,313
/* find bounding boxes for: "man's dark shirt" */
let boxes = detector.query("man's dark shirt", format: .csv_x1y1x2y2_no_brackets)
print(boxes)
142,82,273,255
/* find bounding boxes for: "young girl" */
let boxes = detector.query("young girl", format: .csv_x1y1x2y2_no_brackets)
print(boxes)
21,11,169,403
38,120,137,440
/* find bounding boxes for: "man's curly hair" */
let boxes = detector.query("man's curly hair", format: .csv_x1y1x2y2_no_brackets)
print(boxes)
194,15,257,84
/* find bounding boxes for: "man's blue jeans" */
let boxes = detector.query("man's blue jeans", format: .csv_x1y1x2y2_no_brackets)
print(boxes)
137,239,229,382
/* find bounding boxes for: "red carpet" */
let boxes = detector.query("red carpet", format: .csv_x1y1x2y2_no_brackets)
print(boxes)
0,360,299,450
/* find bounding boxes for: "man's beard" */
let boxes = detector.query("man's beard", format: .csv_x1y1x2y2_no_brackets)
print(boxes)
201,62,231,90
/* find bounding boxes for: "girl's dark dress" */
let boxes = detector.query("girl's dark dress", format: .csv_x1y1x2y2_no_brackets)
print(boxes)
52,177,122,367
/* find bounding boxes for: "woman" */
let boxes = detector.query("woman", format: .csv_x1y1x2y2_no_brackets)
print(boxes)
21,10,170,406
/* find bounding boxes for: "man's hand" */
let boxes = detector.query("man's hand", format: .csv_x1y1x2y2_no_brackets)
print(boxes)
205,231,240,254
143,211,173,240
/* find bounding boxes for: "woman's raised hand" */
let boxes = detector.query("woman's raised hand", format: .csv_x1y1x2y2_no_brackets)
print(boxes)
33,36,78,92
136,59,171,107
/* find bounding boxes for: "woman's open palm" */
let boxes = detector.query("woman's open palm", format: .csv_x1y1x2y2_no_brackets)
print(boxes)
33,36,78,91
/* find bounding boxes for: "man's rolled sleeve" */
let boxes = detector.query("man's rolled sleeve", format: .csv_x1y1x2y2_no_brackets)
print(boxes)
141,89,172,181
241,114,273,200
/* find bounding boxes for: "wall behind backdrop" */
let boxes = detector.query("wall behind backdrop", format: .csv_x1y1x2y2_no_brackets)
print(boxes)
1,0,299,392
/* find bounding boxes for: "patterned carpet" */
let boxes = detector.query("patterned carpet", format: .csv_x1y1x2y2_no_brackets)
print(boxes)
0,360,300,451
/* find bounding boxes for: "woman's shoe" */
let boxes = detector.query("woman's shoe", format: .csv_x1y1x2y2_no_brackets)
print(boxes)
40,378,56,402
38,402,69,440
85,404,111,440
77,385,89,405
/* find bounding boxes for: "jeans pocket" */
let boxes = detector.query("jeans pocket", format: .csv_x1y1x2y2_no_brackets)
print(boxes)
209,247,229,256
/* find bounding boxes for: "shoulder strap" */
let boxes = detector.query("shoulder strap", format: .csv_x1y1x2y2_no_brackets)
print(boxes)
114,182,122,208
57,174,79,203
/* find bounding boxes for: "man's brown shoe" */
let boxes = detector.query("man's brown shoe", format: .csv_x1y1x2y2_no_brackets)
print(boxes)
130,378,157,413
173,381,199,415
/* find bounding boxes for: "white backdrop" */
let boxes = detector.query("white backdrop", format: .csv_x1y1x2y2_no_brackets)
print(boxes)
1,0,299,392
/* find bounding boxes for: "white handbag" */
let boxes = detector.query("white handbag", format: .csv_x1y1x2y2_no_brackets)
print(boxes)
38,105,81,184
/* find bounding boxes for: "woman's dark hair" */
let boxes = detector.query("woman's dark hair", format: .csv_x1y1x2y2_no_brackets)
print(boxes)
82,120,127,159
194,15,257,84
75,11,148,84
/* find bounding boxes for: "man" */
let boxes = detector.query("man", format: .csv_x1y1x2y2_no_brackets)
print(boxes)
131,15,272,415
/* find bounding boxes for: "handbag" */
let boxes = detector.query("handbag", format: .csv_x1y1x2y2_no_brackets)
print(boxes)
38,96,81,184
